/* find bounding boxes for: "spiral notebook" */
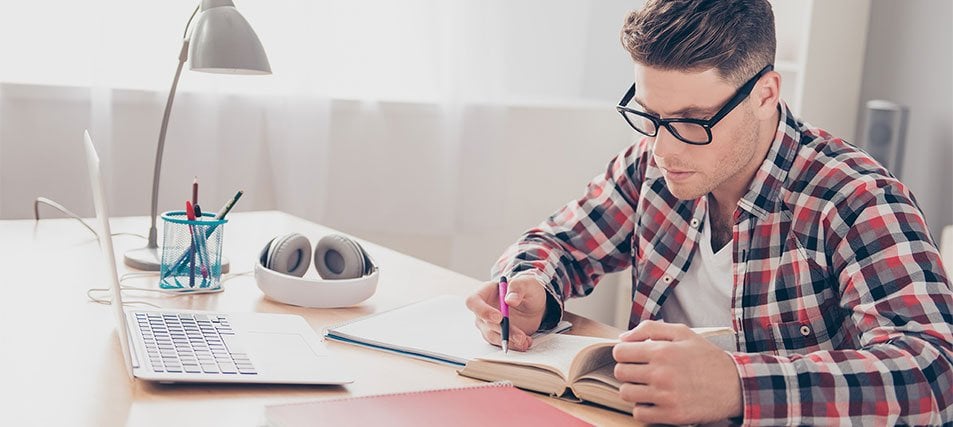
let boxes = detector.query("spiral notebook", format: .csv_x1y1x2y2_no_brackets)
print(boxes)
264,382,592,427
325,295,572,366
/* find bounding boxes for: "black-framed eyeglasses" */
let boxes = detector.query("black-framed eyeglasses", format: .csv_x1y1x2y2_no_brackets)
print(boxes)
616,64,773,145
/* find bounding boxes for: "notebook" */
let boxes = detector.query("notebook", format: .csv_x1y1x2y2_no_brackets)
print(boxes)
83,130,353,385
264,382,593,427
325,294,572,366
458,328,734,412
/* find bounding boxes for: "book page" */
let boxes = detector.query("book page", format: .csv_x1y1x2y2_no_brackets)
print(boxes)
326,295,572,365
475,335,616,379
572,362,633,413
576,363,621,389
327,295,497,365
567,341,616,382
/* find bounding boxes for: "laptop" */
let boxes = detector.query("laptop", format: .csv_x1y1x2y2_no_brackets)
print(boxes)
83,130,353,385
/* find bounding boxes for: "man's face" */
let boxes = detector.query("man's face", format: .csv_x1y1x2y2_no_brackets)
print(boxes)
633,65,763,201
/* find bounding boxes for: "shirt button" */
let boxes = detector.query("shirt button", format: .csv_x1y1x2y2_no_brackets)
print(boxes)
690,218,700,228
662,275,673,284
800,325,811,336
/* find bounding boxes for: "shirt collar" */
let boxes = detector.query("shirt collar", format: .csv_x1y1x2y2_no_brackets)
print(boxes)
736,102,801,219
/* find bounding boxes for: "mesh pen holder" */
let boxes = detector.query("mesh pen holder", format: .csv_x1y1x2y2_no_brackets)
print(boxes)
160,211,227,290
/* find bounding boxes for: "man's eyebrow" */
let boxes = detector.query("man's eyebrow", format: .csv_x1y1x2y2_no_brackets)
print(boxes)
633,96,718,118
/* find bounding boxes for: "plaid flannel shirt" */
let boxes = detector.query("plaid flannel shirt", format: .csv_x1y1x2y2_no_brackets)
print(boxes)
493,103,953,425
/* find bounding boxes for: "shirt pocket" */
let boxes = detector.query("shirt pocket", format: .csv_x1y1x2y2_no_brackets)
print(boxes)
765,229,843,356
770,313,837,357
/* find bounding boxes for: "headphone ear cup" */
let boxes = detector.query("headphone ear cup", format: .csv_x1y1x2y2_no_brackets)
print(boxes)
314,235,366,280
267,233,313,277
359,242,373,275
259,237,277,267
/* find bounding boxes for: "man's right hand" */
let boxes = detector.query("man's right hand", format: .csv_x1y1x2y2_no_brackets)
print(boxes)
465,276,548,352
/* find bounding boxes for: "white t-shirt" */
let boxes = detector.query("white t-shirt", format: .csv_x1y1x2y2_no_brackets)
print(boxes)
659,208,735,350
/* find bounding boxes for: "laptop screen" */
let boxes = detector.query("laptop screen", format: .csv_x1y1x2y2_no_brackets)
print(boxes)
84,130,136,379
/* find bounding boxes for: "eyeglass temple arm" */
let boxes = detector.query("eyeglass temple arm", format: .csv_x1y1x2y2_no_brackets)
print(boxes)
708,64,775,125
619,84,636,107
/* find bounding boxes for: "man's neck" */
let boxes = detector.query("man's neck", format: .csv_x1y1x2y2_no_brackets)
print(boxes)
709,107,780,215
708,195,734,252
708,107,781,251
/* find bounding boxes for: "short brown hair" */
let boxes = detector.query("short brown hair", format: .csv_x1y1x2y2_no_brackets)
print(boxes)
621,0,776,85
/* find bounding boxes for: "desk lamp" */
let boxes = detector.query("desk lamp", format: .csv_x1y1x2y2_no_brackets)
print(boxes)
124,0,271,271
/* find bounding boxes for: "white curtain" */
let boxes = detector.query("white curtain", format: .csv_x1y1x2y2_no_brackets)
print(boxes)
0,0,640,322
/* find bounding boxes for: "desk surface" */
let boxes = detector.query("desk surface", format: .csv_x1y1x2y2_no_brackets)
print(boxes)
2,211,635,426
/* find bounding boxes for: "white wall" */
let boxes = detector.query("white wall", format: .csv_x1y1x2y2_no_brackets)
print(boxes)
0,85,287,221
856,0,953,239
327,103,637,325
798,0,870,141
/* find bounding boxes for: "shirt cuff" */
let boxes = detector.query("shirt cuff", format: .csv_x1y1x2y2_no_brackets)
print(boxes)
730,352,799,426
730,352,758,426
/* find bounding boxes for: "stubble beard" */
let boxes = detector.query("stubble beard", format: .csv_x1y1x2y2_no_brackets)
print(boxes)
664,110,761,201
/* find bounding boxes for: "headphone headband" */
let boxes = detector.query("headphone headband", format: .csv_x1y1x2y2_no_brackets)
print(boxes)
254,262,379,308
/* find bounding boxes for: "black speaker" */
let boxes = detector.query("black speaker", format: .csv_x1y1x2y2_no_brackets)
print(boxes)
859,100,908,178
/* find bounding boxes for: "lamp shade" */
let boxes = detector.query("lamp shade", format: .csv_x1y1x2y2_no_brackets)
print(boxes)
189,0,271,75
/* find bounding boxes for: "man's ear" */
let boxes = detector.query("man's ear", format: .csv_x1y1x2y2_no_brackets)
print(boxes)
753,71,781,120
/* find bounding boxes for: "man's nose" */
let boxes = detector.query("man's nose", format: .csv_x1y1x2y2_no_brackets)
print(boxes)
652,125,683,160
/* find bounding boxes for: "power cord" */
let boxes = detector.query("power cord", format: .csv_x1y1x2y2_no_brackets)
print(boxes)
34,196,147,240
86,270,255,308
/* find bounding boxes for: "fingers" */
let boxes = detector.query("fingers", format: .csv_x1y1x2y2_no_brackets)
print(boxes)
473,318,534,351
612,340,661,364
618,369,676,423
618,383,657,406
619,320,694,342
501,276,544,309
630,405,668,425
507,330,533,352
465,286,502,324
503,290,524,307
476,318,501,346
613,362,652,384
467,278,544,351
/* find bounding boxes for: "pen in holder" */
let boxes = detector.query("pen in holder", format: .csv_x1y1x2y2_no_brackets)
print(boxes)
160,211,227,290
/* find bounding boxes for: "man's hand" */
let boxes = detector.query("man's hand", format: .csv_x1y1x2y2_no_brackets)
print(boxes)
613,320,743,424
465,276,548,352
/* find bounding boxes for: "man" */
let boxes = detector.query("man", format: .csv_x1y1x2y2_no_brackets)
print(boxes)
465,0,953,425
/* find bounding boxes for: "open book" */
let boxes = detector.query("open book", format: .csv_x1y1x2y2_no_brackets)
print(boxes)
325,295,571,366
457,327,733,413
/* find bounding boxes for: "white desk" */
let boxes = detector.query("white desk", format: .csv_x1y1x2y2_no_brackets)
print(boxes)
1,211,634,426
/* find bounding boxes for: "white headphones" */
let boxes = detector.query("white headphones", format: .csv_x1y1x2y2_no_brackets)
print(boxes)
254,233,379,308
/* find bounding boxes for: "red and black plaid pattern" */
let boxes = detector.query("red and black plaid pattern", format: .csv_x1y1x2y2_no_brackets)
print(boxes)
493,103,953,425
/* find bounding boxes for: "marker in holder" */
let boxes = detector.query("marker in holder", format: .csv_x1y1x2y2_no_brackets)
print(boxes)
160,210,227,290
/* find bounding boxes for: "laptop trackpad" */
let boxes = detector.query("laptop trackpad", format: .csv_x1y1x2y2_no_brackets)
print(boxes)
230,333,333,378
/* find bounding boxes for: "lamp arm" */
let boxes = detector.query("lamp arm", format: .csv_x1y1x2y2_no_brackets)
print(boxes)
182,4,200,39
145,3,202,248
146,40,189,248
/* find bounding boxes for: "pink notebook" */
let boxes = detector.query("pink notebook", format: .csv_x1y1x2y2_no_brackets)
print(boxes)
265,382,592,427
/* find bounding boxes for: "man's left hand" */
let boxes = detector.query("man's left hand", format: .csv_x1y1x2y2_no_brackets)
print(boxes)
613,320,743,424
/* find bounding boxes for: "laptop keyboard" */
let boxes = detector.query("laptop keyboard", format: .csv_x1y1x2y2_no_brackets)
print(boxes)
134,312,258,375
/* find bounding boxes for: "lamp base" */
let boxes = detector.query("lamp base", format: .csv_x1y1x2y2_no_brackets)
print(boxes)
123,246,231,274
123,246,161,271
